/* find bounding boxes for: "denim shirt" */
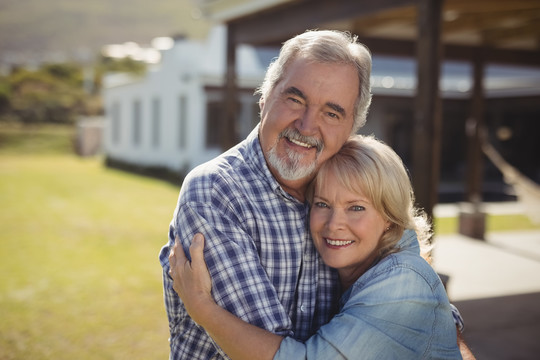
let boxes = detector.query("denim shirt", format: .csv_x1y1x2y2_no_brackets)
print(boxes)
275,230,462,360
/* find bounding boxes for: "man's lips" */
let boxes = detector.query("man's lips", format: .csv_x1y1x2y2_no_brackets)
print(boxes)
287,136,315,149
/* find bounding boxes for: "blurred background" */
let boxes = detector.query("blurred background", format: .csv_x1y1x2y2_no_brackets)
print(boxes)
1,0,539,359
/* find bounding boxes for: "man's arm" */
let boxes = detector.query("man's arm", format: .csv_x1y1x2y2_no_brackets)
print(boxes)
449,303,476,359
170,234,283,360
160,199,296,358
176,202,293,331
457,330,476,360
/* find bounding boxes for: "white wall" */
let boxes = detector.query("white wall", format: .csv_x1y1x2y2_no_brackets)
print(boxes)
103,25,274,173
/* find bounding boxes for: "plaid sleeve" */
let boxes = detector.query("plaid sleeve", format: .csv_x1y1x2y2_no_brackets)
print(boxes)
450,303,465,333
159,200,294,359
178,202,293,331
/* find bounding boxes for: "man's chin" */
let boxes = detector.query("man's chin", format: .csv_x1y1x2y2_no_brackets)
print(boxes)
277,162,317,181
267,145,320,180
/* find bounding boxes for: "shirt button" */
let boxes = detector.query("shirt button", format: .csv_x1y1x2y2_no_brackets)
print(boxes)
300,304,305,312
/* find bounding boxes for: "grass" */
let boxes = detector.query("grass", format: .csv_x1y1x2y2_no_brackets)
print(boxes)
434,213,540,234
0,124,180,359
0,124,538,359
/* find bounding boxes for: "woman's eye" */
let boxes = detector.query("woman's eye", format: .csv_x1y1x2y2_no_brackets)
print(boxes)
314,202,329,208
350,205,365,212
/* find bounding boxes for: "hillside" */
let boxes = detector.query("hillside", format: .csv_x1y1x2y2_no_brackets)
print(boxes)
0,0,212,64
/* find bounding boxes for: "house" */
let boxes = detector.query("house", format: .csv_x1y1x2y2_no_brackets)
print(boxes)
102,25,277,176
103,25,540,202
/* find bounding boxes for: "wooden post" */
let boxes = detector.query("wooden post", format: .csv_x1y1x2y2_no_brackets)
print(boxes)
459,53,486,240
466,56,485,204
412,0,443,220
222,24,238,152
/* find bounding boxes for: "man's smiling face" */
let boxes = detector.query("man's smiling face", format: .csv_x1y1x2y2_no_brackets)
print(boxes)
259,56,359,196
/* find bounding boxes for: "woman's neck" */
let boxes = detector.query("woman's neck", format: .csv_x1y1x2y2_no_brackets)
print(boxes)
338,253,380,291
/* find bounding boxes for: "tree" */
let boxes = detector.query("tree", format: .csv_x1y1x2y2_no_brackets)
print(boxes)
7,66,86,124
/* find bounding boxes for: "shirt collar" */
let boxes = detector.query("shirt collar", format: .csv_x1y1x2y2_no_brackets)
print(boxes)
397,229,420,255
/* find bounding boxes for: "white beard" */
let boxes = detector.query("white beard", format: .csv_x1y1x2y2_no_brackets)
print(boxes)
266,145,318,181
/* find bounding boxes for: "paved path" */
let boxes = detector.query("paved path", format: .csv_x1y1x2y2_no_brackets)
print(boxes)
431,202,540,359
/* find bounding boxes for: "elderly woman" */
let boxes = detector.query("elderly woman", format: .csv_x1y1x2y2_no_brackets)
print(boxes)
169,135,462,359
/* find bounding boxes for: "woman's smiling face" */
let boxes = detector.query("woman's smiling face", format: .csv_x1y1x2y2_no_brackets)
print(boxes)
310,171,390,287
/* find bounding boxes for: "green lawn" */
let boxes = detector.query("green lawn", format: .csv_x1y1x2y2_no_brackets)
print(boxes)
0,125,180,359
0,124,538,359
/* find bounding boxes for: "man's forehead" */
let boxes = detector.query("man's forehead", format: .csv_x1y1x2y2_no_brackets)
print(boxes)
281,59,358,97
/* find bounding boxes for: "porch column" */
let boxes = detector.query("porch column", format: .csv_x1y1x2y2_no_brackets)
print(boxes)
222,24,238,151
412,0,444,220
459,54,487,240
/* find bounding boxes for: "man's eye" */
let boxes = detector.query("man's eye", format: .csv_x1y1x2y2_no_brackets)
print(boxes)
324,111,342,124
288,97,302,104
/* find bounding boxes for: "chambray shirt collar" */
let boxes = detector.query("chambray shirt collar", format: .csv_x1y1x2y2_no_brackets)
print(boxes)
340,229,419,304
397,229,420,255
245,123,306,204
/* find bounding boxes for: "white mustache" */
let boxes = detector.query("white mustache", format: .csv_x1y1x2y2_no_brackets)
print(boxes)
280,128,323,153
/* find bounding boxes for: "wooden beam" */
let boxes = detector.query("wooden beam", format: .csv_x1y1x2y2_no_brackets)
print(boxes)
229,0,416,45
412,0,443,220
358,36,540,67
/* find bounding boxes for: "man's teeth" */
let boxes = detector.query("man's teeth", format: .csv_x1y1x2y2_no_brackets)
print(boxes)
326,239,353,246
289,137,312,148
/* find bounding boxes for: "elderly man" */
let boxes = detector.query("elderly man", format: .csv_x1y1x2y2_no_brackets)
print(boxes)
159,29,470,359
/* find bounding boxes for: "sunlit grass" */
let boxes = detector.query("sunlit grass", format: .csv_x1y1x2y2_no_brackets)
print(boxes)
434,212,539,235
0,152,179,359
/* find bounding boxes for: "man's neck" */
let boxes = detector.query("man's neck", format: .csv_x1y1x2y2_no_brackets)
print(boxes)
279,180,309,203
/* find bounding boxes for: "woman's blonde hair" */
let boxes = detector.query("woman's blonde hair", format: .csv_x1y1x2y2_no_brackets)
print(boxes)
308,135,433,260
255,29,372,134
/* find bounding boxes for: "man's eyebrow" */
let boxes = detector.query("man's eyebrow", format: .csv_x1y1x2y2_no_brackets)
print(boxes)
284,86,346,117
327,102,346,117
283,86,306,100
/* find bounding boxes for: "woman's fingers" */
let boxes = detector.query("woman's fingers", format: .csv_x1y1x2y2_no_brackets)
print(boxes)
190,233,205,266
169,235,187,277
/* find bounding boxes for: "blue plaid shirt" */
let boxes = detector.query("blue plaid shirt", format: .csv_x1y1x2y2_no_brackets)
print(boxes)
159,125,339,359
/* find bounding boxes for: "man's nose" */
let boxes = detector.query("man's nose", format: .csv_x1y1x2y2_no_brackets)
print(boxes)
296,106,319,135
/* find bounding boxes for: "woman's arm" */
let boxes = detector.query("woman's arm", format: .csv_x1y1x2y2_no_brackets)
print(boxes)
169,234,284,360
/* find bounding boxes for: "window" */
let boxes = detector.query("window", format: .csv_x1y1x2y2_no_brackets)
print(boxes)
152,97,160,148
111,102,120,145
206,100,223,147
178,96,187,149
133,99,142,146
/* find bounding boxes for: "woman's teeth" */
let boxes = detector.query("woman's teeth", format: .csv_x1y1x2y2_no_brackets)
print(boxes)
326,239,353,246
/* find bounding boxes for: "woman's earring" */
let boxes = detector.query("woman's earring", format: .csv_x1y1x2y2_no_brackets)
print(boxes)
385,226,391,232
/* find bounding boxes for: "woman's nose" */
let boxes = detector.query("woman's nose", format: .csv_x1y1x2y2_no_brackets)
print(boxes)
327,209,346,230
